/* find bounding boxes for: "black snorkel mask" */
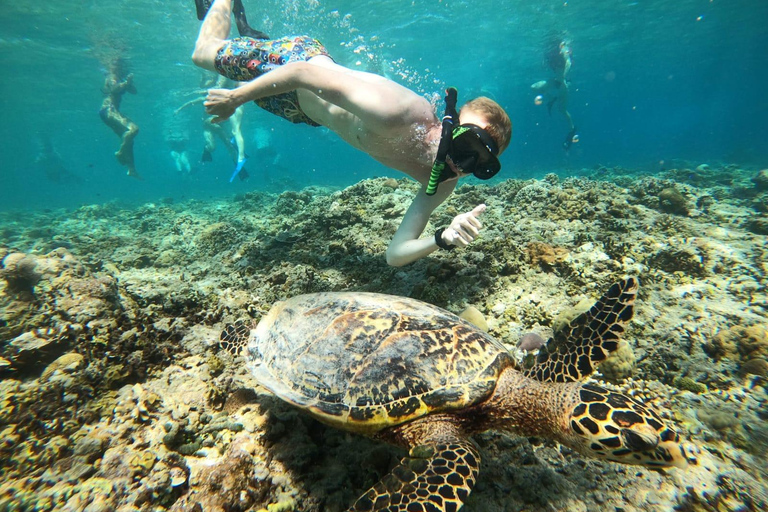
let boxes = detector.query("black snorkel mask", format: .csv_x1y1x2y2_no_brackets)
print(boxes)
425,88,501,195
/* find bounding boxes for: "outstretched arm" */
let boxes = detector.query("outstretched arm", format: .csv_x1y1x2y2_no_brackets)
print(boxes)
174,96,206,114
386,183,488,267
205,60,431,128
386,184,453,267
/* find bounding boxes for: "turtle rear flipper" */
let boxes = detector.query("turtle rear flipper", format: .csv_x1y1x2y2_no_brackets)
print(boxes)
350,422,479,512
524,277,639,383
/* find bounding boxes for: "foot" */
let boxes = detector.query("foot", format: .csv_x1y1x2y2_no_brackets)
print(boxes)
115,148,137,172
563,127,578,150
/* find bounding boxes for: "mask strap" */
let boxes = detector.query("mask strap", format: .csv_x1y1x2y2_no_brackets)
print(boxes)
425,87,458,196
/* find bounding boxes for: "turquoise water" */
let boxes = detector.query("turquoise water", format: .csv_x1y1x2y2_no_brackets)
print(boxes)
0,0,765,210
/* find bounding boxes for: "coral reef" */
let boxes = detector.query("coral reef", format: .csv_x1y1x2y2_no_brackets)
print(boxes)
658,186,690,215
1,252,41,294
598,341,636,382
1,163,766,510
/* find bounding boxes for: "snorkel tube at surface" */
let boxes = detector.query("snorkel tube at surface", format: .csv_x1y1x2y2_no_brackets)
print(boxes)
425,87,459,196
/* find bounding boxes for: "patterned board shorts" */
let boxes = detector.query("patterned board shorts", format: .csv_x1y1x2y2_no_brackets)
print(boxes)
214,35,331,126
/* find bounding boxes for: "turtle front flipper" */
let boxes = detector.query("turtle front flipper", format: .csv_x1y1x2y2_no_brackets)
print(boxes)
219,320,252,356
524,277,639,383
350,421,479,512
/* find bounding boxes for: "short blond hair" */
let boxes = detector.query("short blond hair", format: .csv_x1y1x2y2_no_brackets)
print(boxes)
461,97,512,153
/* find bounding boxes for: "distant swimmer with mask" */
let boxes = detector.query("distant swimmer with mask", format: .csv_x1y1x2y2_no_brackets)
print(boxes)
532,35,578,150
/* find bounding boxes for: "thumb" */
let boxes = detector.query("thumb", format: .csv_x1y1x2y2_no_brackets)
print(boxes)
471,204,487,216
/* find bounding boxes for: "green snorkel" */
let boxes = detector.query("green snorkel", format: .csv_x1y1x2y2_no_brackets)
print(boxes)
425,87,459,196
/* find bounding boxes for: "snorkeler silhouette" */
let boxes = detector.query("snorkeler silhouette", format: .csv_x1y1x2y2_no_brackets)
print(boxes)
532,34,578,151
35,135,83,183
175,73,249,182
99,57,140,178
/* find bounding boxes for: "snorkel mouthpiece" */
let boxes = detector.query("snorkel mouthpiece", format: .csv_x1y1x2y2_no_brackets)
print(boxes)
425,87,459,196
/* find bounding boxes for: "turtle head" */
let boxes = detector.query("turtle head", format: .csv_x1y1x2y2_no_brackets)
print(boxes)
564,383,688,469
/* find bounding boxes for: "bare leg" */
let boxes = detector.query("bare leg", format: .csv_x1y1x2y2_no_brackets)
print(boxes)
202,121,216,161
116,123,140,178
102,106,140,178
229,107,246,162
192,0,234,71
202,117,236,161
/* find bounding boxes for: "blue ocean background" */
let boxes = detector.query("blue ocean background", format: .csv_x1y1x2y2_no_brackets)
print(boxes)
1,0,766,211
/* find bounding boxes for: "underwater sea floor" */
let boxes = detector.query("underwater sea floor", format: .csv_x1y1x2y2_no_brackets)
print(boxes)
1,164,767,511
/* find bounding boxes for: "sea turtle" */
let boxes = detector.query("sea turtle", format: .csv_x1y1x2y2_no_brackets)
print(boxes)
220,277,687,511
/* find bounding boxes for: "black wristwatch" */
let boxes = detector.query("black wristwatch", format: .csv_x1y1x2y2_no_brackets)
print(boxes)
434,227,455,251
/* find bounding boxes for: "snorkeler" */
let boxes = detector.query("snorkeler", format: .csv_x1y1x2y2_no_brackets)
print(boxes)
532,36,578,151
99,57,140,178
166,129,192,174
190,0,512,266
176,73,249,181
36,135,83,183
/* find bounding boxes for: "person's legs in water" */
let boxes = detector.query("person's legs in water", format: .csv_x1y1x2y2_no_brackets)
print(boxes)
201,128,214,162
100,105,140,178
195,0,212,20
192,0,234,72
116,123,139,178
228,106,249,181
201,119,218,162
195,0,268,39
115,117,139,178
201,116,237,162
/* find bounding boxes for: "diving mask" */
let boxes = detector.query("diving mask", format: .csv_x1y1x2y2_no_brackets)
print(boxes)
425,88,503,195
448,123,500,180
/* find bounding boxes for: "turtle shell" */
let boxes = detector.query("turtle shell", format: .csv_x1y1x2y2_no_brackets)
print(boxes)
247,292,514,434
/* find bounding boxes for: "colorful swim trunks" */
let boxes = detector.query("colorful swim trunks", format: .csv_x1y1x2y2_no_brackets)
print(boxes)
214,35,331,126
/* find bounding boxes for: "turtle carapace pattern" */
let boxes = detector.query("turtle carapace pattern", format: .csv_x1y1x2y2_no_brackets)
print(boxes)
220,278,687,511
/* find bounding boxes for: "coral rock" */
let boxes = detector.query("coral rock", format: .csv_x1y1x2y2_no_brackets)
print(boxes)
458,305,488,332
658,187,689,215
741,358,768,377
752,169,768,190
0,252,41,294
598,341,636,382
525,242,569,270
705,324,768,362
41,352,85,380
